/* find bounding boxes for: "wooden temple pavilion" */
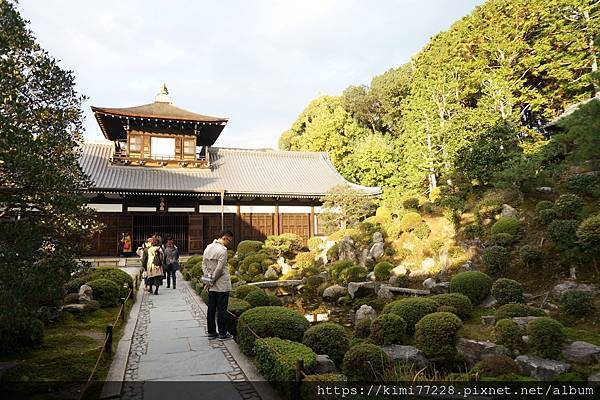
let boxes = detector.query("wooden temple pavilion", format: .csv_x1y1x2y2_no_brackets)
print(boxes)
81,85,380,256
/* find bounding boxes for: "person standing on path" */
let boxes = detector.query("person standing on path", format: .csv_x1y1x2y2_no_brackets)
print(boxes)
163,238,179,289
202,230,234,340
142,237,164,295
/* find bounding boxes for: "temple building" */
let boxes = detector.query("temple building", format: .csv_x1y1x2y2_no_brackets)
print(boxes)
81,85,380,256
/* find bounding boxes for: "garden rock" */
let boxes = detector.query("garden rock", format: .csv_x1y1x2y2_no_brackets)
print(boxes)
63,303,90,313
561,341,600,365
373,231,384,243
277,257,291,276
338,236,357,262
318,271,329,281
322,284,347,300
515,355,571,380
551,281,598,299
391,265,409,277
385,286,430,296
355,304,377,324
512,316,540,329
357,248,370,268
0,361,18,379
377,286,393,300
438,248,450,270
431,282,450,294
421,258,435,271
264,267,279,280
319,240,337,264
368,242,385,261
381,345,429,370
456,339,511,366
589,372,600,382
458,261,473,272
79,284,93,302
422,278,436,290
481,315,496,326
481,295,497,308
536,186,552,193
501,204,517,218
348,281,379,299
367,271,376,281
315,355,337,374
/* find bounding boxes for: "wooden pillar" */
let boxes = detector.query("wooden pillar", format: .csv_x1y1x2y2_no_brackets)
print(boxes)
309,206,315,237
274,205,280,235
235,202,241,245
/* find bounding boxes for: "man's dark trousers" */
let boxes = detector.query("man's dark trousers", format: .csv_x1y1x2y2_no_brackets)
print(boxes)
207,290,229,336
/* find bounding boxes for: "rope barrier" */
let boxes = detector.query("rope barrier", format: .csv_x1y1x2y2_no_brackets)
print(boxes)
78,286,134,400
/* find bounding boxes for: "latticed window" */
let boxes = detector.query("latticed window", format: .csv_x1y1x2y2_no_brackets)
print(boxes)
183,139,196,158
129,135,142,153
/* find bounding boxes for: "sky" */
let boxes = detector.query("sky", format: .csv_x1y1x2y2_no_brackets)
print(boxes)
18,0,486,149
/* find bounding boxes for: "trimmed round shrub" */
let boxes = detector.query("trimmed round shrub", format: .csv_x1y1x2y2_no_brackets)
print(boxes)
307,237,323,251
237,306,310,355
535,200,554,213
342,343,391,381
473,354,520,377
373,262,394,281
369,314,406,345
560,290,593,318
185,254,203,266
328,260,354,284
488,233,515,247
463,224,484,240
566,174,600,198
537,208,558,225
577,214,600,252
294,252,316,269
399,212,422,232
232,284,262,299
494,303,546,321
494,319,524,352
482,246,510,275
303,323,349,365
95,267,134,295
449,271,493,305
244,290,271,308
354,318,372,338
554,194,583,219
414,312,462,358
437,305,457,315
226,297,252,336
491,278,524,305
343,266,368,284
431,293,472,319
402,197,420,210
236,240,263,260
519,245,543,265
0,317,44,354
86,279,120,307
547,219,579,248
491,217,520,237
476,198,503,221
382,297,438,333
527,317,566,359
413,222,431,239
255,337,317,382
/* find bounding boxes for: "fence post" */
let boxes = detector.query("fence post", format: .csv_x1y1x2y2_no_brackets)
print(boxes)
295,358,304,382
105,324,113,357
120,297,126,321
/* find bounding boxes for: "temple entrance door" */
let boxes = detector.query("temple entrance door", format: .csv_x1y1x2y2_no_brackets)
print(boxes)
132,214,189,252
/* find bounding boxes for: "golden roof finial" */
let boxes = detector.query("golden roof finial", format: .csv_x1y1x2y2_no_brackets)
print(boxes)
155,83,172,103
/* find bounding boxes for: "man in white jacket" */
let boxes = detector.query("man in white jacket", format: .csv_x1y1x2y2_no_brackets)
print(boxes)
202,230,234,340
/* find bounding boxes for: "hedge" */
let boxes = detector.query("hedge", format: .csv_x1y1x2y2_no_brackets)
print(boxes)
237,306,309,355
226,298,252,336
449,271,493,305
302,323,349,366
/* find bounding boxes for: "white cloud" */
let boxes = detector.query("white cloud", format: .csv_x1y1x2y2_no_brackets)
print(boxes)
18,0,485,149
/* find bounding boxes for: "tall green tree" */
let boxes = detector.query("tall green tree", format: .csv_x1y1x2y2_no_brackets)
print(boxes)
0,0,100,352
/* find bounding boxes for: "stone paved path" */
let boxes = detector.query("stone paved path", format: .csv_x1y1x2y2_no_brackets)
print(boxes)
120,273,260,400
